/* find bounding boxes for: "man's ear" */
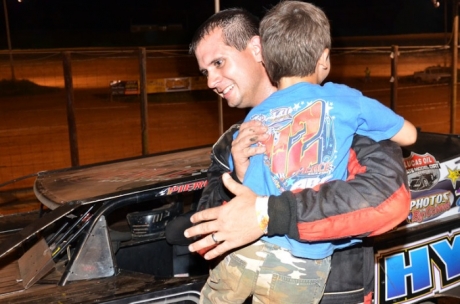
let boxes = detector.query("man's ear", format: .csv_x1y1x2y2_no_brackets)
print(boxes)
249,35,263,62
318,48,330,70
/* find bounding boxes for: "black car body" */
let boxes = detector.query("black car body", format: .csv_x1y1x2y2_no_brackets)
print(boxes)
0,133,459,303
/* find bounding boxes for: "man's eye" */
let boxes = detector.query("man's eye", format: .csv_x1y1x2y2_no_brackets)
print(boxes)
214,59,223,67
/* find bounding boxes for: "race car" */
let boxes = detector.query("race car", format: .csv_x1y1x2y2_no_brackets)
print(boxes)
0,132,459,303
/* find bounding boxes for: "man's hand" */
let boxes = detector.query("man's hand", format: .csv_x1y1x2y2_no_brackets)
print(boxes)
184,173,264,260
232,120,268,182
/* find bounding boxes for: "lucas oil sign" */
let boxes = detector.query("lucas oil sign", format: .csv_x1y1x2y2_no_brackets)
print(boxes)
404,152,440,192
374,227,460,303
404,152,460,224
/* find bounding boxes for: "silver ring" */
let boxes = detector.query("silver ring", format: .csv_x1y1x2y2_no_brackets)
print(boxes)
211,233,219,244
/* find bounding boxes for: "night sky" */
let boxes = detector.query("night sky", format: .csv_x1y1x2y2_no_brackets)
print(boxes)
0,0,448,49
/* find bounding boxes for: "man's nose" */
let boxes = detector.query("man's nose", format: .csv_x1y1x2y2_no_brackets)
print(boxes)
207,71,220,89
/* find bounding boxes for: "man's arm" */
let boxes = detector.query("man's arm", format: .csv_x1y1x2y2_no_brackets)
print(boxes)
196,121,269,210
267,135,411,242
186,134,411,260
194,124,239,211
167,122,267,246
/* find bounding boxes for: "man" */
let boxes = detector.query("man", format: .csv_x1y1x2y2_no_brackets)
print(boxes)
177,8,410,303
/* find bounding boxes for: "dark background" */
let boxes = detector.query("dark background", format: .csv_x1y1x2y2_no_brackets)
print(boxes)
0,0,449,49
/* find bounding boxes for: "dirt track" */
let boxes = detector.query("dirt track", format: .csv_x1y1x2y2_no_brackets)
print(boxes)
0,49,459,193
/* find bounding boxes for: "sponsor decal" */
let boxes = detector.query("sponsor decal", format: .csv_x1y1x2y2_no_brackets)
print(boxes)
375,228,460,304
408,190,453,223
445,166,460,188
404,153,440,192
406,176,460,225
157,180,208,196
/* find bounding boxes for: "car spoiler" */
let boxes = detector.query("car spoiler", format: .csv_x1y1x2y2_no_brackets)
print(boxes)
34,146,211,209
0,146,211,260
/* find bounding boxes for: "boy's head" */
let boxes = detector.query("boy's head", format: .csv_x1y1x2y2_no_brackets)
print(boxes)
260,1,331,85
189,8,260,56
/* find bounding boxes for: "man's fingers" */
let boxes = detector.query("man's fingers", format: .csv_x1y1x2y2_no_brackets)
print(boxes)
188,234,232,260
188,233,214,252
184,213,218,239
236,121,267,140
239,120,262,130
235,128,268,143
231,120,269,182
247,145,266,156
203,242,232,260
189,206,219,224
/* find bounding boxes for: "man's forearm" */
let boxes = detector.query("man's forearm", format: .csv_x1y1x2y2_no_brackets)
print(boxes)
195,125,240,211
266,136,411,242
196,158,232,211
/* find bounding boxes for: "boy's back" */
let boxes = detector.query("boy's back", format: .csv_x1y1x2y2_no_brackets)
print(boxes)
242,81,404,196
239,0,411,260
243,1,409,198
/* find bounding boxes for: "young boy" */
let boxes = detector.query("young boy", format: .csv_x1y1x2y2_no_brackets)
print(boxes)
199,1,416,303
246,0,416,196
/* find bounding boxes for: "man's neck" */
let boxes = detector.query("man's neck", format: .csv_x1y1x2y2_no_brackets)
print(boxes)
279,75,318,90
252,80,277,107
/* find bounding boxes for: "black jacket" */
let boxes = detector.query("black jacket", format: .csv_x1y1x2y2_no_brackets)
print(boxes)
195,124,410,303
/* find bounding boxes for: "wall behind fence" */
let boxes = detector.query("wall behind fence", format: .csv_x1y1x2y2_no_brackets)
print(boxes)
0,48,246,191
0,46,458,191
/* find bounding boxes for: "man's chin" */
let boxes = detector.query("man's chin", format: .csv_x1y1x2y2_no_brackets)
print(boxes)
220,91,240,108
225,99,240,108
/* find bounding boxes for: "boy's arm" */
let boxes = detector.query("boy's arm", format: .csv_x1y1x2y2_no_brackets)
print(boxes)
390,120,417,146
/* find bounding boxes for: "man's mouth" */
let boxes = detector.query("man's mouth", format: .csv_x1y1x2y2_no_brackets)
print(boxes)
218,84,234,98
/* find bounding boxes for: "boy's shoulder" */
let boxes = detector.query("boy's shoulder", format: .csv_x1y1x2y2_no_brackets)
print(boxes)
323,82,363,96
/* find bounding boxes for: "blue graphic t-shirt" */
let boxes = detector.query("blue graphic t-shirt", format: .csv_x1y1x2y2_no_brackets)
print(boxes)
230,82,404,259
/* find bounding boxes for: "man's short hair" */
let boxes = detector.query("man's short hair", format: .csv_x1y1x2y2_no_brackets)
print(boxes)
260,1,331,84
189,8,260,55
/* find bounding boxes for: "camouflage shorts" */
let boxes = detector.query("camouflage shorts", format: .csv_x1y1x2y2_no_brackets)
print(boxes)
200,240,331,304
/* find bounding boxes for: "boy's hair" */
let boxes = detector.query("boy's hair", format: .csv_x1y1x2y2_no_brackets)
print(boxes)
189,8,260,55
260,1,331,84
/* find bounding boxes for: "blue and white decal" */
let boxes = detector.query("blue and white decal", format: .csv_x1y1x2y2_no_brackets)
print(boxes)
375,228,460,303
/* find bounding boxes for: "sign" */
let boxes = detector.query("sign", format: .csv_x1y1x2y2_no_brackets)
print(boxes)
147,76,208,93
375,227,460,303
110,77,208,96
110,80,139,95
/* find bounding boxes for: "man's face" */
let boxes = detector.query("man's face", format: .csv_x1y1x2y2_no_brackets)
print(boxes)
195,28,268,108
